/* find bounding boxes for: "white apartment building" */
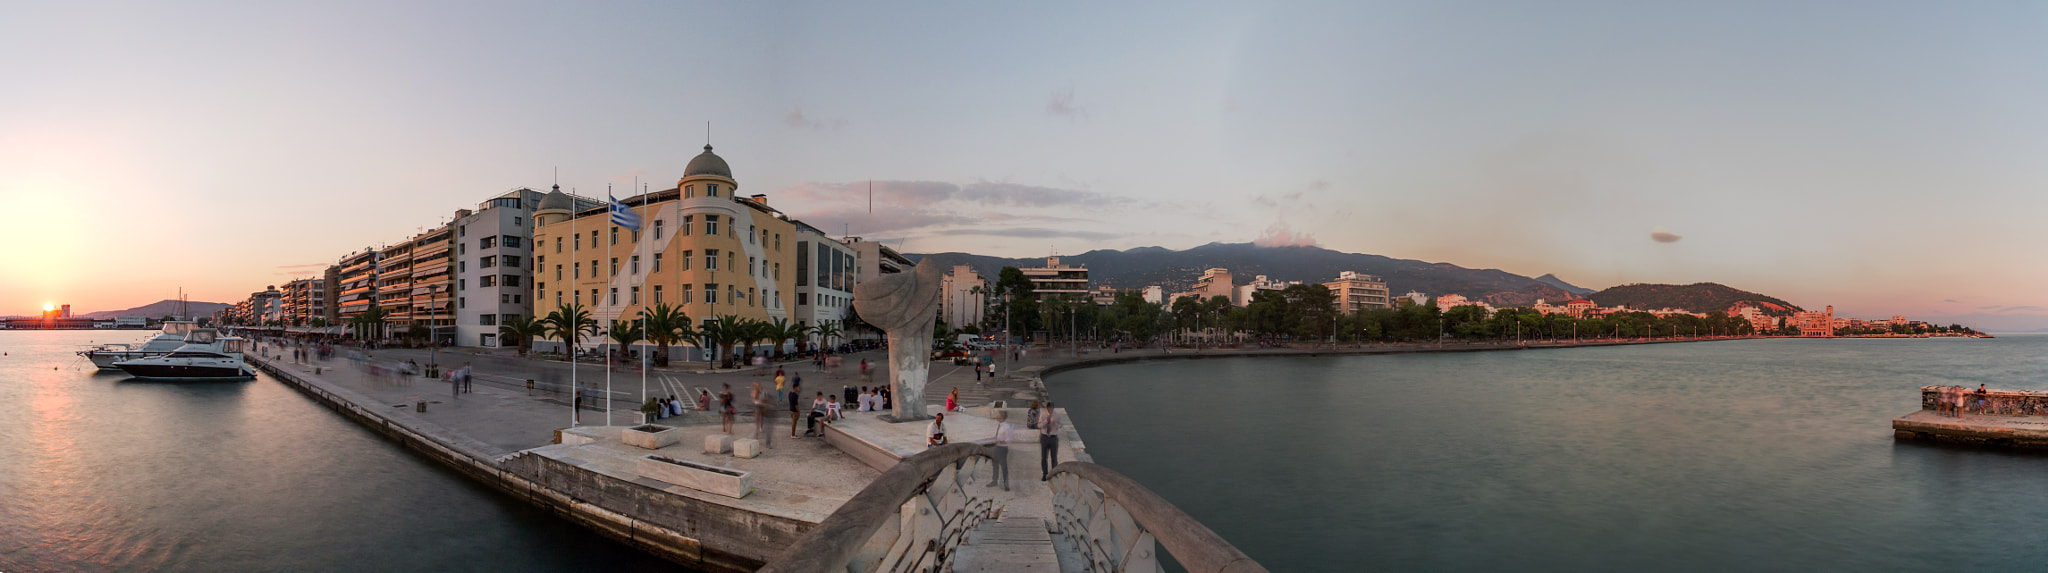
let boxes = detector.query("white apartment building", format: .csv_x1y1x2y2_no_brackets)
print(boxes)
793,221,856,343
454,188,554,347
939,264,987,329
1235,274,1299,307
1142,285,1164,305
1021,256,1089,301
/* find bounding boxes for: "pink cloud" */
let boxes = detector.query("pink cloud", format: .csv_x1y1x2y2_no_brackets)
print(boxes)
1253,222,1319,247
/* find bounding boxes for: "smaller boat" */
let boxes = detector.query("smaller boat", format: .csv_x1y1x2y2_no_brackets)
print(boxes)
114,328,254,380
80,321,201,369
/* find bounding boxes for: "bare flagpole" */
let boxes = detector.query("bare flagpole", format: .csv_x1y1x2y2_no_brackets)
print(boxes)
570,186,578,427
605,183,614,426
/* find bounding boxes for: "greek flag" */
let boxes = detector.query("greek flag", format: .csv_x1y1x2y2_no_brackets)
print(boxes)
608,195,641,231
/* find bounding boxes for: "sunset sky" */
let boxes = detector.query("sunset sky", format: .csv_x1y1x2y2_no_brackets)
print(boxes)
3,1,2045,330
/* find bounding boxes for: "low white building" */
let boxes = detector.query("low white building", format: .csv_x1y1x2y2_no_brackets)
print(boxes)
939,264,987,329
792,221,856,348
453,187,558,347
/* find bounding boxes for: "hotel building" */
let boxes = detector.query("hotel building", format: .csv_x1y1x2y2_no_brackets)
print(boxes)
531,145,798,360
791,221,857,346
1021,256,1089,302
1323,271,1392,314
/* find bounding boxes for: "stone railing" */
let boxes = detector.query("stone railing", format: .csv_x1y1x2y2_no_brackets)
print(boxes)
1049,462,1268,573
1921,386,2048,416
759,443,996,573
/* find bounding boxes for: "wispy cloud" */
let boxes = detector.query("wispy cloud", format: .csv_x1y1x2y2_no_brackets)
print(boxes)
1651,227,1682,243
933,228,1123,240
1046,88,1086,120
1253,222,1318,247
775,179,1138,243
1979,304,2047,314
785,106,847,131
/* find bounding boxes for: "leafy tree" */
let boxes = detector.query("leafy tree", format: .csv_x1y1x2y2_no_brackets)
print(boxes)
607,320,644,362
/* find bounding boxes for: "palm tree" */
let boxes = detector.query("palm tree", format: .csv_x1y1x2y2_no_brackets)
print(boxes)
352,305,392,342
641,303,694,366
764,318,803,360
498,315,545,356
701,315,748,369
812,321,843,353
739,318,774,365
607,320,644,366
543,302,597,357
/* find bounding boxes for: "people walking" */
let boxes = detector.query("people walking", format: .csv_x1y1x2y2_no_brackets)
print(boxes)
987,411,1012,491
1039,402,1061,480
788,382,803,438
720,384,735,433
751,383,773,449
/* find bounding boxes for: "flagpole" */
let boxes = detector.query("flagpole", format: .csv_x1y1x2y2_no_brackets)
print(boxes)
640,182,649,409
605,184,614,427
570,187,578,427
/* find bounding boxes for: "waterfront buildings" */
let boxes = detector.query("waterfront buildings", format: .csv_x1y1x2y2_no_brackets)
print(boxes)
1324,271,1392,314
848,237,912,281
1019,256,1090,301
792,220,856,344
1237,274,1300,306
1181,268,1234,306
335,248,380,333
281,277,330,326
531,145,799,359
939,264,987,329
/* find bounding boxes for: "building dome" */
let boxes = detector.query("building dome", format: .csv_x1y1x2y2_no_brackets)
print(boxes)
536,185,573,212
683,145,733,179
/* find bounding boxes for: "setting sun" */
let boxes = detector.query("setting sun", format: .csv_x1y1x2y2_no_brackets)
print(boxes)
42,303,54,312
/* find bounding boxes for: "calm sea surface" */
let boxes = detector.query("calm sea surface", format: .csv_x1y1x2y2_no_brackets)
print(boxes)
1048,335,2048,572
0,330,670,572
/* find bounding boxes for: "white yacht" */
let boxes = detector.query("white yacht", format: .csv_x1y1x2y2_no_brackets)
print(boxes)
113,329,254,380
79,321,201,370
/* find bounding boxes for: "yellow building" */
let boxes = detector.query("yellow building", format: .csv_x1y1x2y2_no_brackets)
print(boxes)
531,145,798,351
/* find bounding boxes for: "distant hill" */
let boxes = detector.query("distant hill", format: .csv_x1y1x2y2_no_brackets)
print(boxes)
907,242,1575,304
1534,273,1596,296
1587,283,1802,316
80,299,230,319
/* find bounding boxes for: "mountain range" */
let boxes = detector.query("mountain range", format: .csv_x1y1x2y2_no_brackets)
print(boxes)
80,299,231,319
908,242,1589,307
908,243,1806,315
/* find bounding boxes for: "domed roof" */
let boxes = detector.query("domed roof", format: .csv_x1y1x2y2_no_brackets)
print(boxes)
684,145,732,179
536,185,573,212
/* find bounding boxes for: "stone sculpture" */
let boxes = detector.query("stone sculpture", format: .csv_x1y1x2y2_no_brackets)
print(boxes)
852,263,945,422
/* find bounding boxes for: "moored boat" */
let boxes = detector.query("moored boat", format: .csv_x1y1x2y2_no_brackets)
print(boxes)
79,321,201,369
113,328,254,380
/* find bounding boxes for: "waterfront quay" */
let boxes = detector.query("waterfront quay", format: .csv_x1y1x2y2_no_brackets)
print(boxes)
242,343,1084,572
1894,386,2048,449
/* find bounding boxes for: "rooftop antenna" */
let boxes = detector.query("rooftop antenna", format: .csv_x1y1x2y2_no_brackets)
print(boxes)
868,180,873,214
706,121,711,146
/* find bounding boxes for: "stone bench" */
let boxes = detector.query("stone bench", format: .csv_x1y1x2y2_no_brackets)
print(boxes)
705,433,734,454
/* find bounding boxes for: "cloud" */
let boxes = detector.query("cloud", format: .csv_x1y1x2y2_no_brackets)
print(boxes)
1308,180,1330,191
1979,305,2047,314
1046,88,1086,120
785,106,847,131
932,228,1124,240
1650,227,1682,243
1943,299,1959,303
275,262,330,270
1253,222,1319,247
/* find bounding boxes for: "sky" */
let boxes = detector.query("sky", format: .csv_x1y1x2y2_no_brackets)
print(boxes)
3,1,2045,330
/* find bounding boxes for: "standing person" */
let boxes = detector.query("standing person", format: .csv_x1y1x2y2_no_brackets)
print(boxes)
788,382,803,438
974,360,982,381
461,362,474,393
986,411,1012,491
719,384,736,433
775,370,787,392
1038,402,1061,481
750,383,773,449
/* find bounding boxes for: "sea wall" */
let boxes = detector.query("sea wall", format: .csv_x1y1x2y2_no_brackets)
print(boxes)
1918,386,2048,416
248,357,776,572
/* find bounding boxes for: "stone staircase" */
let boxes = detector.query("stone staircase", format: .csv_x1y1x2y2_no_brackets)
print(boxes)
952,516,1059,572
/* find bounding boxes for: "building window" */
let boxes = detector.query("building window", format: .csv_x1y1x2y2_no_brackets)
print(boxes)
481,236,497,249
609,258,618,276
708,183,719,197
748,288,755,307
555,237,561,253
757,228,764,245
459,225,467,237
705,249,718,271
505,275,521,287
680,250,691,270
653,285,663,304
504,255,521,268
590,230,597,247
481,275,497,287
610,227,618,246
630,255,639,274
538,284,545,300
705,284,717,304
591,260,597,279
797,292,808,305
556,265,563,280
480,256,495,268
480,314,496,326
459,297,466,309
574,234,580,250
589,289,598,306
774,233,781,251
773,262,780,281
504,236,522,248
681,285,693,304
459,260,467,272
685,184,694,198
459,243,466,255
727,251,735,272
748,257,755,275
555,291,562,305
797,241,809,286
652,253,662,272
653,219,664,239
513,294,521,304
682,215,692,235
630,286,640,305
573,262,580,279
458,278,467,290
705,215,718,236
609,288,618,305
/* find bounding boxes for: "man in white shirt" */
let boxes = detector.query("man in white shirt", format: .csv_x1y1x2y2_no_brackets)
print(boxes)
1039,402,1061,481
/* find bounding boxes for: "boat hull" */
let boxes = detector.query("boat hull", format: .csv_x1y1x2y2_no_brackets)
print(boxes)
83,350,164,370
115,362,253,380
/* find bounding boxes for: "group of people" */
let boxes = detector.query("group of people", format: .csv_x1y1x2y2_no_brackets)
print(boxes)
1932,384,1992,417
924,400,1065,490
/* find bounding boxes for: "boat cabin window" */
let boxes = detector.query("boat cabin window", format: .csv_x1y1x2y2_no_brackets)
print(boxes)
167,352,228,359
187,330,218,344
222,339,248,353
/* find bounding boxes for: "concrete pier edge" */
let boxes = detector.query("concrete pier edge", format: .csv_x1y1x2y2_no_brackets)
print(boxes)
247,356,744,570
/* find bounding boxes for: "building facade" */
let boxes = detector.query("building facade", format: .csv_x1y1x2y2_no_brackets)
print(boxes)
1021,256,1090,301
1323,271,1391,314
791,221,856,347
454,188,552,347
939,264,987,329
532,145,799,359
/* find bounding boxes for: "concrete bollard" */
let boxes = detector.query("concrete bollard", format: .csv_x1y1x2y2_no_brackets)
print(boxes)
415,400,427,413
315,367,322,375
705,434,735,454
733,438,764,459
527,379,535,396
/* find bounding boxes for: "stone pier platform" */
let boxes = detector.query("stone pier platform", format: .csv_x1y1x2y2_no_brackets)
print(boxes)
1892,386,2048,449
